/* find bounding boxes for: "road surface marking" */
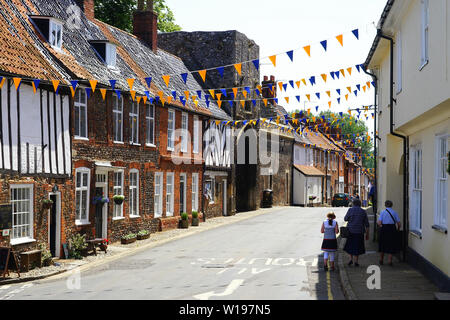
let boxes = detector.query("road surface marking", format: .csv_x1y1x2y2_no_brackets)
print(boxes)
193,279,244,300
0,285,11,290
326,271,333,300
312,258,318,267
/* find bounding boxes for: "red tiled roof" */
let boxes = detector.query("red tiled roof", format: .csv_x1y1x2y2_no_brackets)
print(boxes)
293,164,325,176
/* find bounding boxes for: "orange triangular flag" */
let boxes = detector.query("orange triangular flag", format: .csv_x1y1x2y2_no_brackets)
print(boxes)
263,99,268,106
328,101,332,108
240,100,245,107
234,63,242,75
32,81,38,94
209,90,215,99
347,67,352,75
340,69,346,77
278,82,283,92
336,34,343,46
269,55,277,67
167,96,172,104
232,87,238,98
217,100,222,108
345,94,349,101
161,96,166,106
194,100,199,107
285,97,290,104
51,80,59,93
142,96,147,104
348,110,352,115
198,70,207,82
321,74,327,83
347,86,352,93
127,78,135,90
100,88,107,101
307,109,311,116
184,91,190,100
216,93,222,100
130,91,136,101
162,75,170,87
89,80,98,93
303,45,311,57
242,90,247,98
326,91,331,97
367,81,371,88
306,94,311,101
70,87,76,98
295,81,301,89
0,77,5,89
136,96,142,104
301,79,307,86
363,86,367,92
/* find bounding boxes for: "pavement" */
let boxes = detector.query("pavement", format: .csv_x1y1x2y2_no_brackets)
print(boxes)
337,208,439,300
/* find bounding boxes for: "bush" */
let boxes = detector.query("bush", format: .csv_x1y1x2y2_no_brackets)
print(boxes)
192,211,198,219
68,234,88,260
37,242,53,267
122,233,137,240
181,212,188,220
137,230,150,236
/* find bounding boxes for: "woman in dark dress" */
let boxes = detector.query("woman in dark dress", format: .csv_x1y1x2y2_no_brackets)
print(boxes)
343,199,369,266
377,200,401,266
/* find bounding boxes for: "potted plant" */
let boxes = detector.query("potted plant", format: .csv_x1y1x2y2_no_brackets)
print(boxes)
191,211,199,226
113,195,125,205
93,196,109,206
180,213,189,229
68,234,88,259
137,230,150,240
308,195,317,207
42,198,53,210
121,233,137,245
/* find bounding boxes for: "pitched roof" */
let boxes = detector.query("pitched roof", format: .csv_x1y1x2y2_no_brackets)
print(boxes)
304,128,341,151
293,165,326,177
1,0,230,120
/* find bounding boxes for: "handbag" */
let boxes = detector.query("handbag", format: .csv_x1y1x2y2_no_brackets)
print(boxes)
340,226,350,238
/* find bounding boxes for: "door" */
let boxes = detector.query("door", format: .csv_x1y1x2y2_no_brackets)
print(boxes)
94,187,104,238
49,195,57,257
223,179,227,216
180,174,186,213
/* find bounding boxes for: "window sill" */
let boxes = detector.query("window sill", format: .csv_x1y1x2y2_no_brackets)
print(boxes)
130,143,141,146
10,238,36,246
146,143,156,148
419,60,429,71
432,225,448,234
409,230,422,239
167,148,174,152
129,215,141,219
112,217,125,221
114,141,124,145
74,137,89,141
75,221,91,226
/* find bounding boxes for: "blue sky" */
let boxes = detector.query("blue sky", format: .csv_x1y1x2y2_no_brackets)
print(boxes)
164,0,388,133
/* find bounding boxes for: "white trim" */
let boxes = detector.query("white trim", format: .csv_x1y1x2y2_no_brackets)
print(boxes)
129,99,139,145
154,172,163,218
10,238,36,246
180,173,187,213
434,134,448,229
113,170,124,219
192,173,199,212
113,93,123,143
409,145,422,233
146,103,155,146
167,109,175,151
129,169,140,217
74,88,88,139
75,167,91,225
49,19,63,50
181,112,188,153
166,172,174,216
10,184,34,243
193,116,199,154
48,192,61,257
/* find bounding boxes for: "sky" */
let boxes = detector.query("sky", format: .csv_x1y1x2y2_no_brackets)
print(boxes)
164,0,388,135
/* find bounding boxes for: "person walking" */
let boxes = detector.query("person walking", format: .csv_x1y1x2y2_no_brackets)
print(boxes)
377,200,401,266
343,199,370,266
321,212,339,271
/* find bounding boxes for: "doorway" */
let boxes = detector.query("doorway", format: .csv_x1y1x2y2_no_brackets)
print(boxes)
223,179,227,216
180,173,186,213
48,193,61,257
95,173,108,239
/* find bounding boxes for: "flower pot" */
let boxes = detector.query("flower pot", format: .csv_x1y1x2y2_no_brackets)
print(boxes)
137,233,150,240
192,217,199,226
180,220,189,229
114,198,124,205
42,202,53,210
121,237,136,245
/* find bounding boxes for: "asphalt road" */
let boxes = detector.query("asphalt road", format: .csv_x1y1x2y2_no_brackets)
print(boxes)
1,206,349,300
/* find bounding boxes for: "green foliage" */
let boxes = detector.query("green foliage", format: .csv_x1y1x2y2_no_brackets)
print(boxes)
113,195,125,201
94,0,181,33
68,234,88,260
37,242,53,267
122,233,137,240
137,230,150,236
181,212,188,220
191,211,198,219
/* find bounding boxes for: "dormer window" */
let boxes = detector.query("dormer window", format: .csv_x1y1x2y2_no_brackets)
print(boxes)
29,16,63,50
90,41,117,67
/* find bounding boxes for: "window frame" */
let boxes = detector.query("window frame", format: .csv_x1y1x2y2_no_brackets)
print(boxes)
10,184,35,245
129,99,139,145
146,103,155,146
75,167,91,225
420,0,429,69
166,172,174,216
113,92,124,143
105,43,117,68
167,109,175,151
129,169,140,218
181,112,188,153
193,115,199,154
192,173,199,212
409,145,422,234
74,88,88,140
113,170,124,220
49,19,63,50
154,172,163,218
396,31,402,93
434,134,448,230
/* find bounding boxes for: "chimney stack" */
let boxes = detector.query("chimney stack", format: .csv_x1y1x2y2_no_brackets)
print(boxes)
76,0,95,20
133,0,158,52
261,75,277,106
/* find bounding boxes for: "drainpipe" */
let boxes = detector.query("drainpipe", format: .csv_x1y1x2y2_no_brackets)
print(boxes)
363,67,378,242
377,30,409,261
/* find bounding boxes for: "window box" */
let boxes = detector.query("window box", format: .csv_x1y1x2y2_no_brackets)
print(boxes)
432,225,448,234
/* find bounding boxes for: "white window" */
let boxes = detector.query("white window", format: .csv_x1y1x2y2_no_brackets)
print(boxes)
74,89,88,139
129,100,139,145
166,173,174,216
154,172,163,218
113,93,123,143
192,173,199,212
167,109,175,151
193,116,200,154
396,31,402,93
49,20,62,49
181,112,188,152
75,167,90,224
10,185,34,243
205,178,215,204
146,104,155,146
410,146,422,233
421,0,429,68
435,135,448,229
129,170,139,217
106,43,117,67
113,171,123,219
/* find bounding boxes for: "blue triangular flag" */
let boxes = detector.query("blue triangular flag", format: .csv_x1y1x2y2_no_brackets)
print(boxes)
320,40,327,51
108,80,115,90
181,73,188,84
221,89,227,97
282,84,287,91
145,91,151,100
252,100,257,106
148,97,154,104
197,90,202,100
245,87,251,95
315,92,320,100
33,79,40,91
205,94,210,101
172,91,177,100
336,89,341,95
296,96,300,102
356,65,361,73
356,84,361,91
206,100,210,108
286,50,294,62
71,80,79,91
337,98,341,104
330,72,335,80
315,106,319,112
252,59,260,70
352,29,359,40
229,93,234,100
228,100,234,107
289,80,294,88
274,98,278,104
309,76,316,86
335,71,340,79
155,96,160,104
145,77,152,88
255,89,260,96
354,90,358,97
217,67,224,78
85,87,91,99
372,81,376,87
339,112,343,117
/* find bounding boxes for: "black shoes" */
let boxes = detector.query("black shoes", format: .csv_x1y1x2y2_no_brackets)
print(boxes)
354,262,360,267
324,266,328,271
348,261,353,266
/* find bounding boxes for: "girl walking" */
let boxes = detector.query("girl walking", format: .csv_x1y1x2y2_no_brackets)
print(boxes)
321,212,339,271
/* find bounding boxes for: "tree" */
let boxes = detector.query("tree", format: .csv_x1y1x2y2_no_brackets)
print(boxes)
94,0,181,33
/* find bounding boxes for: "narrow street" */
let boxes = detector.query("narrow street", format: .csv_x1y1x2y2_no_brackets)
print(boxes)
1,207,348,300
